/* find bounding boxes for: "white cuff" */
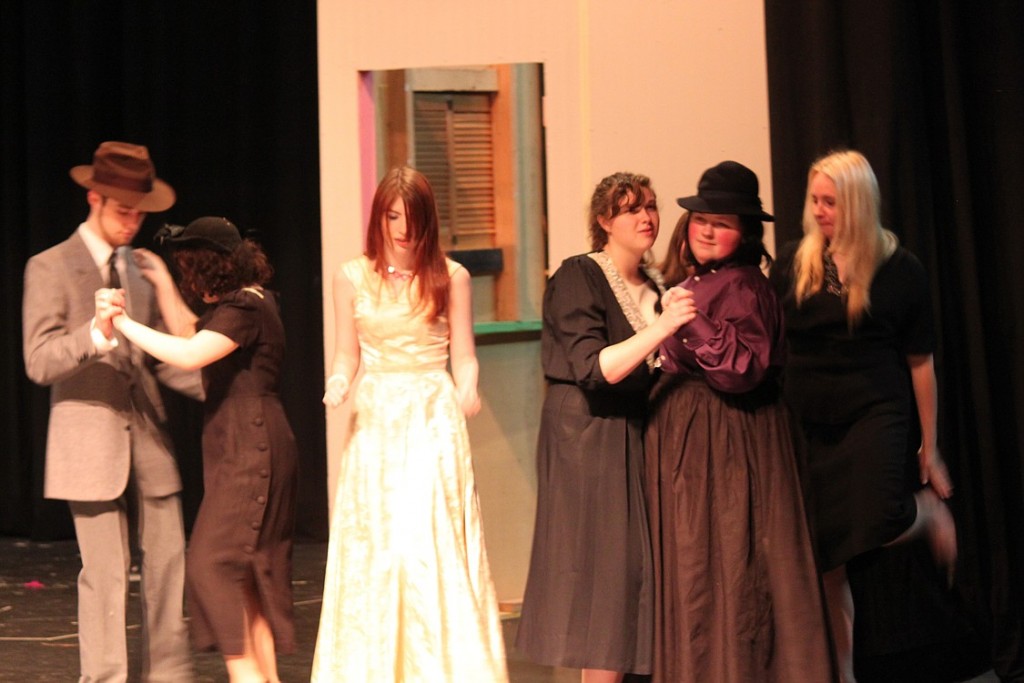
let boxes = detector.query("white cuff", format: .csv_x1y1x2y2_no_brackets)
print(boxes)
90,317,119,354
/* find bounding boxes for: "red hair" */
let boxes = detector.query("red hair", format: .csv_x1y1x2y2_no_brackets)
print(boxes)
365,166,450,320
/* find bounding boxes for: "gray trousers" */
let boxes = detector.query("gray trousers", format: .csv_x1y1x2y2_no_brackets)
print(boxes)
69,491,194,683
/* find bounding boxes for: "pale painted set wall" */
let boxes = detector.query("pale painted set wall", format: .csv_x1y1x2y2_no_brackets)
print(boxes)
317,0,774,601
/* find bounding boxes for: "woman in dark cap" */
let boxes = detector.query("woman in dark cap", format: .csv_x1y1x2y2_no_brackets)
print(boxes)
96,217,297,683
644,161,834,682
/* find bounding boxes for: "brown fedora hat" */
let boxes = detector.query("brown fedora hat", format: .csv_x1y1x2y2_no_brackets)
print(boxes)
70,141,176,212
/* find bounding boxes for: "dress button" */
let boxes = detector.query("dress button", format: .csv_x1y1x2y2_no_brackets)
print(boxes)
253,417,264,426
244,545,254,553
259,469,269,478
250,521,261,530
694,275,701,282
682,338,689,344
256,495,266,504
257,442,268,451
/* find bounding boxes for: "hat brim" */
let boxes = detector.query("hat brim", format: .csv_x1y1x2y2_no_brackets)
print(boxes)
677,195,774,222
70,165,176,212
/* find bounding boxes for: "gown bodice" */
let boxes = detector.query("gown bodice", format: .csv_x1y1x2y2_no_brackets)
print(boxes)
345,256,455,374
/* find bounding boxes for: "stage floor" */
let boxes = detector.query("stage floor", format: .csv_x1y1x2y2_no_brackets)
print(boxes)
0,537,577,682
0,537,1000,682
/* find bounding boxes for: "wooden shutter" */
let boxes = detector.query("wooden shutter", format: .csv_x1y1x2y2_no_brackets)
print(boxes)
413,92,496,249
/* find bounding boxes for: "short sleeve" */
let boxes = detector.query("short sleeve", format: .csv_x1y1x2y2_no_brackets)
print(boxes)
897,249,936,355
201,291,260,348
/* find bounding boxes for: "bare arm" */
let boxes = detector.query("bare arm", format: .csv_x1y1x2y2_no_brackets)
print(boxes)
447,266,480,416
908,353,952,498
598,287,696,384
322,267,362,408
132,248,198,337
113,313,237,371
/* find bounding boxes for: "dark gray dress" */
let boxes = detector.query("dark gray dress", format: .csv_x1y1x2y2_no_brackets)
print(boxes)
516,254,656,673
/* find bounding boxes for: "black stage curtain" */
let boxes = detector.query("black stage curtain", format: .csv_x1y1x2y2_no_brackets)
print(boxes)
766,1,1023,680
0,1,327,541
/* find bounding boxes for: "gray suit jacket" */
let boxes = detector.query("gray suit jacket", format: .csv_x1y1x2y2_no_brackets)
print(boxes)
23,232,202,501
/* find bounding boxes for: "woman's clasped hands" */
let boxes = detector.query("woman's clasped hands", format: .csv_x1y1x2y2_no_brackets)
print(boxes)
658,285,697,334
94,287,129,331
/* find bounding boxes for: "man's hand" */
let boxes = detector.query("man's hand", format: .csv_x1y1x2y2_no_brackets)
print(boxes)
94,288,126,338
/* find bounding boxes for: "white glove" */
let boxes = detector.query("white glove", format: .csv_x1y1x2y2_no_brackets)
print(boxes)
323,373,350,408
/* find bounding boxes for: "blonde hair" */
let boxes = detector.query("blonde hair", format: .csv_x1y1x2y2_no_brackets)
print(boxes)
793,150,897,324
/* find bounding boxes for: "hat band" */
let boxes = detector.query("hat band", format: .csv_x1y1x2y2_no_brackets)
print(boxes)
92,167,154,193
700,189,763,208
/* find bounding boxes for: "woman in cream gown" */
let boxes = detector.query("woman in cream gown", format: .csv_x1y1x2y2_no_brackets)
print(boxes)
312,167,507,682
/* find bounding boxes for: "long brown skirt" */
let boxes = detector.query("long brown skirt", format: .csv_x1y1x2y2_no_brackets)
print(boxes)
645,375,835,682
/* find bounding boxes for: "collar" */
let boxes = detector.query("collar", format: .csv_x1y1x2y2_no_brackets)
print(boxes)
693,258,733,276
76,223,117,270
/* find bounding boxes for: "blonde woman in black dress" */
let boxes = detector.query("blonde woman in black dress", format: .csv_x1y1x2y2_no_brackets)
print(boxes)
770,150,956,683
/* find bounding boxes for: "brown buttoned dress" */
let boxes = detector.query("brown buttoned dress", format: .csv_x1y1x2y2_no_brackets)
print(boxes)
185,288,298,656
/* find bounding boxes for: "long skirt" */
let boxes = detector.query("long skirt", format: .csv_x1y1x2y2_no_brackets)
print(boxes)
645,375,834,682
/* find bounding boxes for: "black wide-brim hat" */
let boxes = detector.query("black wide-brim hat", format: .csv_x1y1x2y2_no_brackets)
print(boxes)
70,141,176,212
676,160,774,221
155,216,242,253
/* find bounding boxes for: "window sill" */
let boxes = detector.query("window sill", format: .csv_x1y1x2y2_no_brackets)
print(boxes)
474,319,541,345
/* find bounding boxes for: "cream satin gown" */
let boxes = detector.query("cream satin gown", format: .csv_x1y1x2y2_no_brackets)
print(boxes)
311,256,508,682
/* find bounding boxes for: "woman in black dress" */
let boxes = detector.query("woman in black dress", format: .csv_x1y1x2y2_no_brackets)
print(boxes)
645,161,834,682
769,150,956,683
97,216,297,683
516,172,694,683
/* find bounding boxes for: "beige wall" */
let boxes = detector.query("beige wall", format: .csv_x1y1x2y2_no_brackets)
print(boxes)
318,0,773,601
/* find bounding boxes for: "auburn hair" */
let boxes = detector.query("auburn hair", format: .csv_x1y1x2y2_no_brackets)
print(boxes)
365,166,450,321
659,211,692,287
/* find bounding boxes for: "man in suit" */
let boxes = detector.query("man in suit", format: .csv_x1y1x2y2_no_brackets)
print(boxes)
23,141,200,682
